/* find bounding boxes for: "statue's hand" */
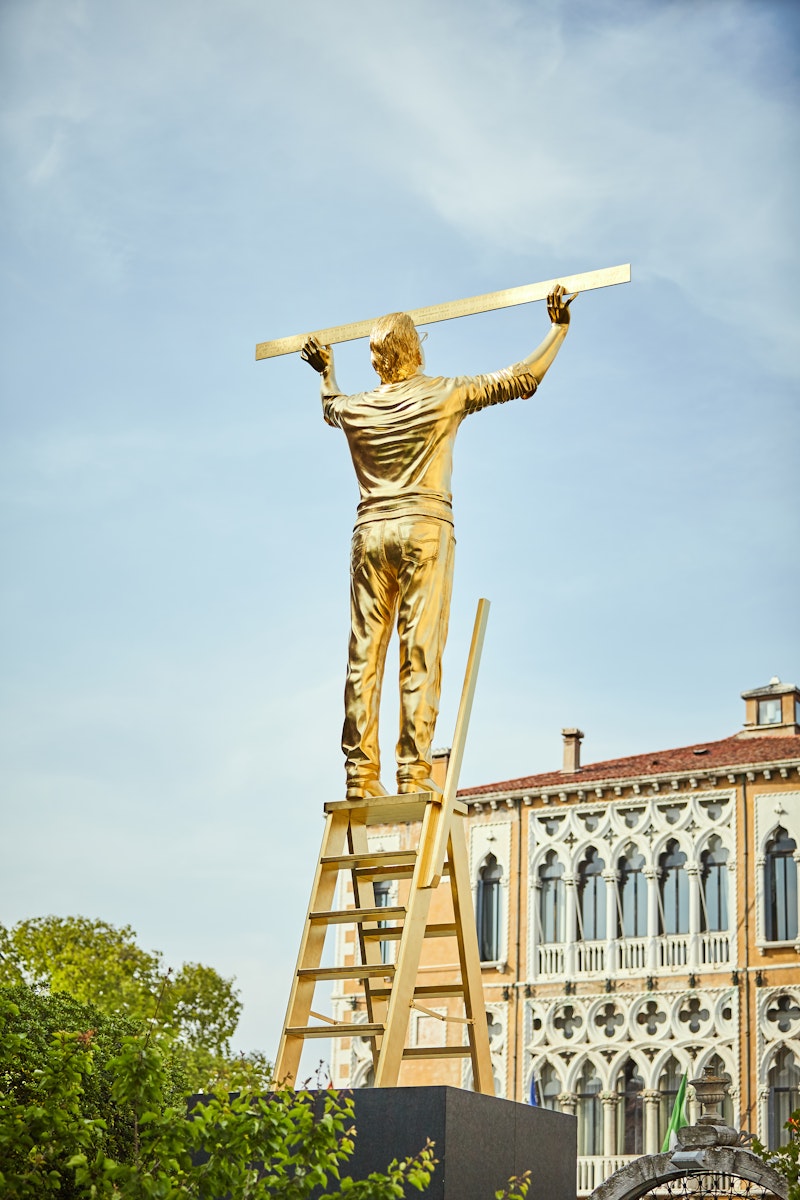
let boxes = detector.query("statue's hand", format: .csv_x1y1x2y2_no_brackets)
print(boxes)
300,335,333,374
546,284,577,326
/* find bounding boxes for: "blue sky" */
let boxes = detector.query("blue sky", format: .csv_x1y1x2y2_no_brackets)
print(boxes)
1,0,798,1063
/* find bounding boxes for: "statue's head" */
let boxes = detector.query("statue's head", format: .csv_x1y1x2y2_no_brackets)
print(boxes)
370,313,423,383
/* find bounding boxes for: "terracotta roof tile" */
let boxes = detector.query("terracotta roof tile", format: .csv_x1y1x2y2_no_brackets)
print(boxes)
459,733,800,797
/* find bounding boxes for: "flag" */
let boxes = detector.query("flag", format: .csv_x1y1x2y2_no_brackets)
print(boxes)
660,1073,688,1152
528,1075,539,1106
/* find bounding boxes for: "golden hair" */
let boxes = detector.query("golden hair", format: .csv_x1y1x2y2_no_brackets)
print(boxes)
370,312,422,383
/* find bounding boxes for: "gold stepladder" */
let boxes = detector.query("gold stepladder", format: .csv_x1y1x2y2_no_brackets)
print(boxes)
274,599,494,1093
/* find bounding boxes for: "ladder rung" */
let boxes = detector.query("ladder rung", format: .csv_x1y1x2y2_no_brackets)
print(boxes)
353,862,450,881
369,983,465,999
286,1023,384,1039
362,921,456,942
310,906,406,925
354,864,416,881
324,794,467,825
321,850,418,869
298,964,396,981
402,1046,473,1059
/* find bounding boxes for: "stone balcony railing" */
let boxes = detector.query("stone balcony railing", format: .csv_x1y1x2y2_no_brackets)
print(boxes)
536,932,731,979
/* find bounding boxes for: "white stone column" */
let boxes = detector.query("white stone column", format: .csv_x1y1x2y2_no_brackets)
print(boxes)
687,864,700,971
559,1091,578,1117
758,1084,771,1147
531,878,541,980
645,868,660,972
600,1091,619,1158
564,875,578,978
603,868,618,974
642,1089,662,1155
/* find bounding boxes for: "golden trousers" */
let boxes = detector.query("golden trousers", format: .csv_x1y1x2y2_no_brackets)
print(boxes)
343,515,455,790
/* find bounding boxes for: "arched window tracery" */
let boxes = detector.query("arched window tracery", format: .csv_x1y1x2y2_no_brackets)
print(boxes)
615,1057,644,1155
372,878,393,963
700,835,729,932
764,826,798,942
536,1061,562,1111
702,1052,735,1127
476,853,503,962
617,845,647,938
658,840,689,935
577,847,606,941
768,1046,800,1149
538,850,565,944
658,1055,684,1146
576,1059,603,1157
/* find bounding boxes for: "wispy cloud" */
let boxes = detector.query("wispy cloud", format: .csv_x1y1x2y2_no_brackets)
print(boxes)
288,0,799,370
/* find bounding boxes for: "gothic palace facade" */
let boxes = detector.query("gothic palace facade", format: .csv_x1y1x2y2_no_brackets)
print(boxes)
329,677,800,1195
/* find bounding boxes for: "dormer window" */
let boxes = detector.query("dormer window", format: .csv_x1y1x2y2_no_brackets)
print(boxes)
739,677,800,737
758,698,783,726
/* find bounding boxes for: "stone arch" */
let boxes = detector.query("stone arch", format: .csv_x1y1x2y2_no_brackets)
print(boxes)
588,1147,788,1199
565,1048,610,1094
526,1052,564,1109
651,828,692,863
649,1044,691,1091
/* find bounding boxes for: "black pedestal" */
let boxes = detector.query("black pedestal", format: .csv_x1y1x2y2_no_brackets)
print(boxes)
317,1086,576,1200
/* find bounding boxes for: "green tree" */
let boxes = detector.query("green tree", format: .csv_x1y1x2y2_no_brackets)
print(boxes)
0,917,244,1092
0,988,436,1199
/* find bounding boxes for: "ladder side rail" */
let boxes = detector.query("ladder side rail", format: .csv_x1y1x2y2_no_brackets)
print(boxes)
447,815,495,1095
275,809,351,1085
347,811,389,1057
373,799,442,1086
419,598,491,888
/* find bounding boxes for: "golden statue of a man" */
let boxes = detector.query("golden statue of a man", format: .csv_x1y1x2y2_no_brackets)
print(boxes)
302,286,574,800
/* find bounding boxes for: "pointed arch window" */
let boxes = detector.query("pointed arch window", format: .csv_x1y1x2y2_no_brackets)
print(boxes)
659,840,689,935
476,854,503,962
700,836,729,932
765,827,798,942
539,1062,562,1111
531,1062,562,1109
539,851,565,944
658,1055,684,1146
576,1061,603,1156
578,847,606,940
768,1046,800,1149
373,879,392,964
616,1058,644,1155
618,846,647,938
705,1053,734,1127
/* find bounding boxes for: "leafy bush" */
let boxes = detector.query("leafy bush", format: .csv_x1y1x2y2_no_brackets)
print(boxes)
752,1109,800,1199
0,987,436,1198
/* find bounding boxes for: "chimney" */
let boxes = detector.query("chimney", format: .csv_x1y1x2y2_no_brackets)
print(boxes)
431,747,451,791
561,728,584,773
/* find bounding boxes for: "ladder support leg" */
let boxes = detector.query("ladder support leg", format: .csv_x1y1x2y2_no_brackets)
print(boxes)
348,813,388,1063
374,883,434,1086
275,809,350,1085
448,816,495,1095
